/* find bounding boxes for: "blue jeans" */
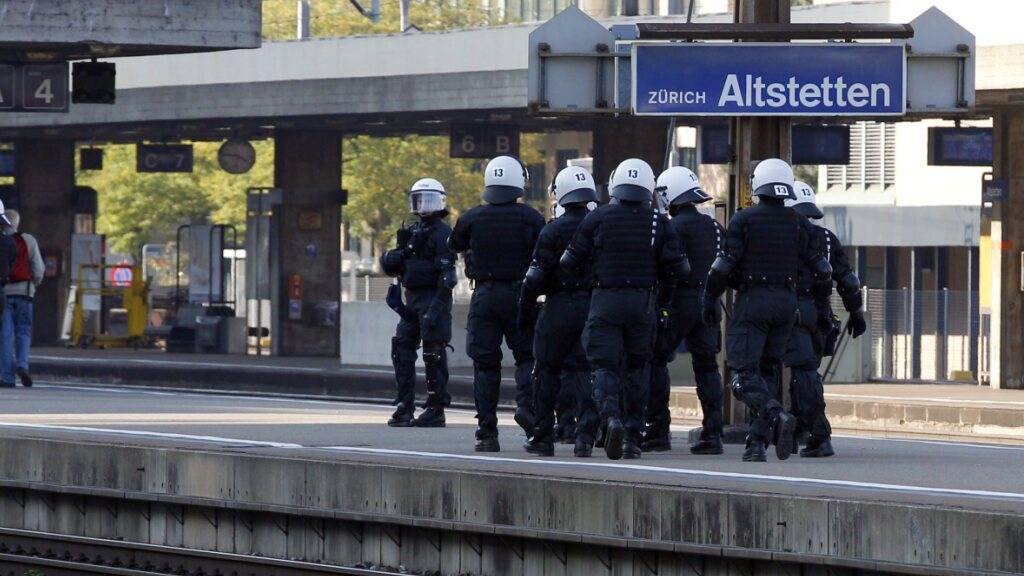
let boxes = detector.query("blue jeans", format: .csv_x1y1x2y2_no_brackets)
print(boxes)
2,296,33,384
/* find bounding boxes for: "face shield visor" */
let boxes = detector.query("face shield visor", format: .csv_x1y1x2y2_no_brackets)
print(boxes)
409,190,447,215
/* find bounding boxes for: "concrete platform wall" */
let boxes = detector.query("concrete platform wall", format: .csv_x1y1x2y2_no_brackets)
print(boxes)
0,436,1020,575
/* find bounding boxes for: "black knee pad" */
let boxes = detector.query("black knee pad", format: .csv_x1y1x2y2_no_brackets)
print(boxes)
422,344,444,366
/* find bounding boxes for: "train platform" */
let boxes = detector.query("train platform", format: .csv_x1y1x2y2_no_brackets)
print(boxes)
30,347,1024,441
0,380,1021,575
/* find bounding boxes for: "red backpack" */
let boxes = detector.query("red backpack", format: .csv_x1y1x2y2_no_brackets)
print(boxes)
9,234,30,283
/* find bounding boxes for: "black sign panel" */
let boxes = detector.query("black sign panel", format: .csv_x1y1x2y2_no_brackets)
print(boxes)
928,127,993,167
450,125,520,159
792,125,850,165
0,63,69,112
137,144,194,173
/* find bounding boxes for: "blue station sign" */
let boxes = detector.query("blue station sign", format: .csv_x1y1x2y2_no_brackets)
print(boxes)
632,43,905,116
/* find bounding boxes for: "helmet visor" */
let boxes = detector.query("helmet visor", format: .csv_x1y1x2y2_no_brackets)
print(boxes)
410,190,446,215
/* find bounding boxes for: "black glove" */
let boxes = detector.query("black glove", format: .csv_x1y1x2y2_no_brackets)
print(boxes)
847,310,867,339
385,283,403,312
700,294,719,326
396,227,413,248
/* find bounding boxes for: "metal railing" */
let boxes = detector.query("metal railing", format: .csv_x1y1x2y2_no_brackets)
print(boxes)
865,289,982,383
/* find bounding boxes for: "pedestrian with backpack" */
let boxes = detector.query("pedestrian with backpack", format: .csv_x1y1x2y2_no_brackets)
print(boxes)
2,209,42,388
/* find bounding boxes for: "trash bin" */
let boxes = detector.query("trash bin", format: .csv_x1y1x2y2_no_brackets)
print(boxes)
194,315,225,353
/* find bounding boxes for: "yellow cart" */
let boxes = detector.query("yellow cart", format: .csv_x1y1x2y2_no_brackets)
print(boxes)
69,264,149,350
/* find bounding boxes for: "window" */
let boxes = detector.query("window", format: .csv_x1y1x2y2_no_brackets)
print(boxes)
824,121,896,192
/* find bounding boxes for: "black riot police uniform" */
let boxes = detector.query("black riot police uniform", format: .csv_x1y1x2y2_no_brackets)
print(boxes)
562,201,684,460
645,204,726,454
702,190,830,462
379,215,456,427
784,222,865,458
520,204,598,458
450,201,545,451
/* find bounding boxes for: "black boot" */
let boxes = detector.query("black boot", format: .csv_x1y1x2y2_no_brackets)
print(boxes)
514,407,535,437
17,369,32,388
557,423,576,444
574,437,593,458
742,439,767,462
771,411,797,461
475,437,501,452
604,418,624,460
524,438,555,457
689,435,724,455
387,406,414,427
800,437,835,458
623,439,642,459
413,407,446,428
640,431,671,453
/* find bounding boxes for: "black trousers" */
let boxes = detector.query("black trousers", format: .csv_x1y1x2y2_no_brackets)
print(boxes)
467,281,534,438
532,291,598,444
783,297,832,440
391,288,452,410
583,288,656,442
726,286,796,442
648,288,723,439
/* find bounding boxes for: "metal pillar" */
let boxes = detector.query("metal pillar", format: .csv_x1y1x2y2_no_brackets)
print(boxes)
14,140,75,345
272,131,343,357
988,111,1024,388
723,0,792,427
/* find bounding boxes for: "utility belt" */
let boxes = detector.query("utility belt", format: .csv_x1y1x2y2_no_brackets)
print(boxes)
676,279,706,289
736,274,795,292
472,279,520,289
548,289,591,299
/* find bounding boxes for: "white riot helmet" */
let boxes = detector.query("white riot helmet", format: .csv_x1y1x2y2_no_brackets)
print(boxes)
655,166,710,208
409,178,448,216
552,166,598,207
785,180,824,219
750,158,796,200
483,155,527,204
609,158,656,202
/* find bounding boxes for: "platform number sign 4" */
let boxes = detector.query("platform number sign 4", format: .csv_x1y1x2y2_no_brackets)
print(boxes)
21,64,68,111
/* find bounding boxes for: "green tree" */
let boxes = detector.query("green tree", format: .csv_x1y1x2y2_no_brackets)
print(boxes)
344,135,543,253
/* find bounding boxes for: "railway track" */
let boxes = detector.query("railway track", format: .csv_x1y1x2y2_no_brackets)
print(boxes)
0,527,399,576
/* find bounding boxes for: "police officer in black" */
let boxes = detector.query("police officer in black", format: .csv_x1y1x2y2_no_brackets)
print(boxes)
783,181,866,458
643,166,726,455
701,158,831,463
562,158,686,461
379,178,457,427
450,156,546,452
519,166,600,458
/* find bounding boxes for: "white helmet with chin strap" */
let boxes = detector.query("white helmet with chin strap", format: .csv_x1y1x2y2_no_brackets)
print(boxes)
409,178,447,216
750,158,796,200
551,166,598,207
655,166,710,208
483,155,528,204
609,158,656,202
785,180,824,219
